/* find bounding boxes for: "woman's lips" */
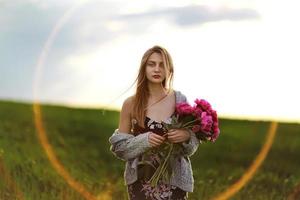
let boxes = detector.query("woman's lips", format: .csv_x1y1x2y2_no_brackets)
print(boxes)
153,75,161,79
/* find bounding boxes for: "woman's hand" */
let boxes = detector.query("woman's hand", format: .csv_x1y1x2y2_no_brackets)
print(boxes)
167,129,191,143
148,132,167,147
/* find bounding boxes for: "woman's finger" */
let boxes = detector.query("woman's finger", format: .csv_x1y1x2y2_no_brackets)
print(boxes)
149,133,165,145
168,137,179,143
152,133,166,142
151,137,164,144
153,134,166,140
167,130,179,136
149,137,161,146
168,138,178,143
149,141,160,147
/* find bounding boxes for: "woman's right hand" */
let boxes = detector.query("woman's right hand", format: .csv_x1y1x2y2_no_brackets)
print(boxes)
148,132,166,147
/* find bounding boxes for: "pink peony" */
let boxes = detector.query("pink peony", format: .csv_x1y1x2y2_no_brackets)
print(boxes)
200,112,213,133
192,106,203,118
213,121,218,127
175,102,194,115
211,110,218,122
194,99,212,111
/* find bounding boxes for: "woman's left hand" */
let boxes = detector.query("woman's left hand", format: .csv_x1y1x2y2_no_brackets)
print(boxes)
166,129,191,143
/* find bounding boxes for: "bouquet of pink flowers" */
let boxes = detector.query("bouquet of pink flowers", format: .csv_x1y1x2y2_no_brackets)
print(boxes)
169,98,220,142
149,98,220,187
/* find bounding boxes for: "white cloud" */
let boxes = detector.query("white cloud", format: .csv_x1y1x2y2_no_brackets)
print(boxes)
112,5,259,28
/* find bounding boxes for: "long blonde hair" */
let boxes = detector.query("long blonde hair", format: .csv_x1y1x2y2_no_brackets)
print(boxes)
132,45,174,128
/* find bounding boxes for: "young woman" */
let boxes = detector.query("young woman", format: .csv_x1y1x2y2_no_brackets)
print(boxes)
109,45,200,200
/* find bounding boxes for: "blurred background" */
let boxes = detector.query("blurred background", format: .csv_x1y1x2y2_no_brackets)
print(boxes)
0,0,299,199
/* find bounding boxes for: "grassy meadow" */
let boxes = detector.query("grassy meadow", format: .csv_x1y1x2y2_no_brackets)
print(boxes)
0,100,299,200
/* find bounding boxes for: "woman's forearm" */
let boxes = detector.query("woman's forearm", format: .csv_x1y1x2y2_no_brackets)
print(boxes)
109,129,152,161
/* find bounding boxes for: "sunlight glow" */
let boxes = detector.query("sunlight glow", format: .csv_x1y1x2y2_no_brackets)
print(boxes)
31,0,300,123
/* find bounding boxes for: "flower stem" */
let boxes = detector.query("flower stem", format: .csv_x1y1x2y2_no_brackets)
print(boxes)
149,143,174,187
182,118,199,128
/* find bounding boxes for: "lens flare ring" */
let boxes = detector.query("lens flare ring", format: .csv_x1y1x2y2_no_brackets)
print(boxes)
33,1,98,200
32,1,278,200
211,122,278,200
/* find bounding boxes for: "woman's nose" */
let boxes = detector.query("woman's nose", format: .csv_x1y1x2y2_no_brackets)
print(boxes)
154,65,160,71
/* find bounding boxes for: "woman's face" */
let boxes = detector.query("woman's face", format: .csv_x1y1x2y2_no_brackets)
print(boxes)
145,52,167,84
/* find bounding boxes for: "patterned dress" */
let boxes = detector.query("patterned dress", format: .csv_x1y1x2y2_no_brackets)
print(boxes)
127,116,188,200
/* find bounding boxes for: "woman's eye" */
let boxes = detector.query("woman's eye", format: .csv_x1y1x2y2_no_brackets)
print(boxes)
147,62,164,68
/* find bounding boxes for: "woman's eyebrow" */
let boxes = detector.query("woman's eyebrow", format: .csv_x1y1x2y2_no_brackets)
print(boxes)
148,60,163,64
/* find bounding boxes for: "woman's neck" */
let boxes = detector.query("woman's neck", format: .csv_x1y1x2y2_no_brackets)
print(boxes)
148,82,169,98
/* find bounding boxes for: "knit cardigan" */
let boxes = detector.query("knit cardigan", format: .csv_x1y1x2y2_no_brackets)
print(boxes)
108,90,200,192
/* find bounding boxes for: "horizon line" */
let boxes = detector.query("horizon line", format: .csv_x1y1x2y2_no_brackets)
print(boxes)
1,97,300,124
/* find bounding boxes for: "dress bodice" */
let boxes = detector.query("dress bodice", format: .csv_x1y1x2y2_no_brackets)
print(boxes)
131,113,175,136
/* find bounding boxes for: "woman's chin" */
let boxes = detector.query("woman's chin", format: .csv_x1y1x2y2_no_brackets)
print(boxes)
148,79,163,84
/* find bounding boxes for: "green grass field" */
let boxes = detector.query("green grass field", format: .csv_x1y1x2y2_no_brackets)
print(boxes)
0,100,299,200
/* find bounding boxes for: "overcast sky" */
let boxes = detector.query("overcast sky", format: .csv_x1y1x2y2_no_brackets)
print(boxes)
1,0,299,122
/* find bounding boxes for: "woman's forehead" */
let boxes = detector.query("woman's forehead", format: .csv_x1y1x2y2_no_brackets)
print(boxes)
148,52,163,62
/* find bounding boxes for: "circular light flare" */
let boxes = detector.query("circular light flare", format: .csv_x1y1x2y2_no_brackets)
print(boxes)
211,122,278,200
31,1,279,199
32,1,98,199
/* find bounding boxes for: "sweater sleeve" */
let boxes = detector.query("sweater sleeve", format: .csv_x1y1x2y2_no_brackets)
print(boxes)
109,129,152,161
180,130,200,157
